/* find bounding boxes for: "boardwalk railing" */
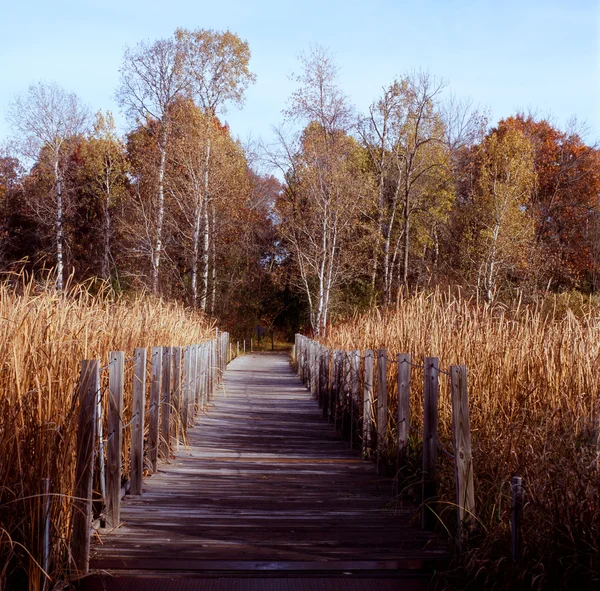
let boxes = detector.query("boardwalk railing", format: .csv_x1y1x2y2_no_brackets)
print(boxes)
69,330,230,575
293,334,475,545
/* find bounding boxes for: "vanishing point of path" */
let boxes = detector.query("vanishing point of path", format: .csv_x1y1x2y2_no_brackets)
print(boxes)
82,353,450,590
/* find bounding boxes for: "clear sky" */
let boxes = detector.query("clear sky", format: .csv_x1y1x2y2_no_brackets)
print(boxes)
1,0,599,150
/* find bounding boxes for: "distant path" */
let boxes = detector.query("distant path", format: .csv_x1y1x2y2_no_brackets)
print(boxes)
82,353,449,590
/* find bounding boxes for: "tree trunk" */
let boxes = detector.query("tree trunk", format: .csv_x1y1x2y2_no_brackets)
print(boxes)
210,202,216,316
152,126,168,295
200,198,209,312
102,164,111,281
54,157,64,292
402,190,410,290
191,195,202,307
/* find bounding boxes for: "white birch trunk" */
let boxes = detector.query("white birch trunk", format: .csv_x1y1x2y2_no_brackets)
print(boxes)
54,156,64,292
152,126,168,295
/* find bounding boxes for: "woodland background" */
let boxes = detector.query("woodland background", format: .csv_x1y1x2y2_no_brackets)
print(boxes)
0,29,598,337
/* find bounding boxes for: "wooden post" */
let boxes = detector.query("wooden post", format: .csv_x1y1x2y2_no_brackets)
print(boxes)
237,341,239,358
322,348,330,419
362,350,374,458
130,348,146,496
333,350,342,430
106,351,124,528
376,349,388,474
230,342,232,363
160,347,172,460
313,342,320,398
148,347,162,473
172,346,182,449
243,339,246,354
511,476,523,562
190,344,198,416
450,364,475,542
351,350,360,449
71,360,99,574
422,356,439,529
397,353,411,468
181,346,188,431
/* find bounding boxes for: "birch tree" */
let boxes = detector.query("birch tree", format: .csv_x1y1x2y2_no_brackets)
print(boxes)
116,36,189,294
7,81,88,290
174,28,255,310
275,46,367,336
474,128,536,301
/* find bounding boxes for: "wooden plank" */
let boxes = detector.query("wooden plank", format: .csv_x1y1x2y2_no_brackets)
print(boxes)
450,364,475,543
71,359,99,574
362,350,373,458
422,357,439,530
130,348,146,496
148,347,162,474
160,347,172,460
397,354,411,468
182,346,190,432
107,351,125,528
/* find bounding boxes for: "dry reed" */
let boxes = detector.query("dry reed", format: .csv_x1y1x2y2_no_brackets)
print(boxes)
323,289,600,589
0,274,214,590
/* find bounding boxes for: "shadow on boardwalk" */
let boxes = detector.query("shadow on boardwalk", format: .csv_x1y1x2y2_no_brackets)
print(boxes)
80,354,450,590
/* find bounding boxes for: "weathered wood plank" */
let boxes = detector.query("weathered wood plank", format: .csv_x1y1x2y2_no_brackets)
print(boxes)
71,359,99,574
106,351,124,528
130,348,146,496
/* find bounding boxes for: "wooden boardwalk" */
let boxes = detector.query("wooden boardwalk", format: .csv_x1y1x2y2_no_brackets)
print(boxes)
82,353,450,590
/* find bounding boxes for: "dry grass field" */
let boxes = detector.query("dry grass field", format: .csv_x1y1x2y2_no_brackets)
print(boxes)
0,275,214,590
322,290,599,589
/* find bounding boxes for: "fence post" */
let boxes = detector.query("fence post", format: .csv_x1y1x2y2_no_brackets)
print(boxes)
351,350,360,449
376,349,388,474
130,348,146,495
450,364,475,544
71,359,99,574
397,354,411,469
362,350,374,458
322,348,330,419
182,346,190,432
190,345,204,416
160,347,172,460
422,356,439,529
148,347,162,473
333,350,343,430
106,351,124,528
172,346,182,450
512,476,523,562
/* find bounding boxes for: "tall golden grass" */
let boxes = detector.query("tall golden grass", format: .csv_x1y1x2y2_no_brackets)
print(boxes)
0,275,214,590
323,289,599,589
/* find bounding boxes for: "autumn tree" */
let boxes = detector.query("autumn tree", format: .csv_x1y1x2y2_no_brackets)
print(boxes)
498,115,600,290
7,82,88,290
116,36,189,293
274,46,370,336
359,72,468,302
469,127,536,300
75,112,129,282
174,28,255,310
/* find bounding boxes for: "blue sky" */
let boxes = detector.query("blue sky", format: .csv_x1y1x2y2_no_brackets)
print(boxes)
1,0,598,150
